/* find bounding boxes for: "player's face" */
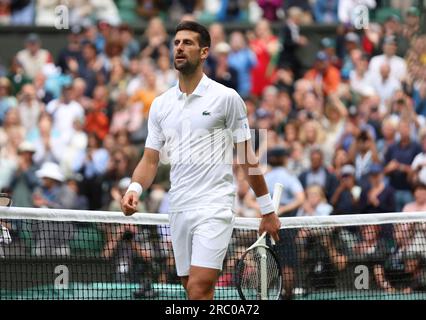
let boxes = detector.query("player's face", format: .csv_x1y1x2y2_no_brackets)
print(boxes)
173,30,208,75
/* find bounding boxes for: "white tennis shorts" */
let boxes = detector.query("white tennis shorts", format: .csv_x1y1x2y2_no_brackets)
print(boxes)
168,207,235,277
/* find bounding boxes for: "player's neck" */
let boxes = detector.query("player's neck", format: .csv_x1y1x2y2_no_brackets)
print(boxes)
178,69,204,95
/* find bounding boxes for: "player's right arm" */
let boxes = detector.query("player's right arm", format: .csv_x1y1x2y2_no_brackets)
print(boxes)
122,97,165,216
121,148,160,216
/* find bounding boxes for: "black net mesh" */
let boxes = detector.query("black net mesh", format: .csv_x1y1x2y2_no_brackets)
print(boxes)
1,209,426,300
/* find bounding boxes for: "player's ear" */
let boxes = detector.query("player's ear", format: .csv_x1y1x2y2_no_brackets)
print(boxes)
200,47,209,60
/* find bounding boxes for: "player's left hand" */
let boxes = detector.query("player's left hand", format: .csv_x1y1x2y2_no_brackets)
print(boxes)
259,213,281,242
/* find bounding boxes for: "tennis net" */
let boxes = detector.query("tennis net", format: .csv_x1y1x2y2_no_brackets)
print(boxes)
0,206,426,300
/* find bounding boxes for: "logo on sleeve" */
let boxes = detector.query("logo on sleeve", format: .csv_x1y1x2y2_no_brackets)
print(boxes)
202,111,211,116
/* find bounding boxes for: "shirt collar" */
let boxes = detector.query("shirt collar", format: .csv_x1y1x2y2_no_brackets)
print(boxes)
175,73,210,99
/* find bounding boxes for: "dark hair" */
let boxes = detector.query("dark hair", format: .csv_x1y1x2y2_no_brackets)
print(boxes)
175,21,211,48
358,130,370,141
413,182,426,191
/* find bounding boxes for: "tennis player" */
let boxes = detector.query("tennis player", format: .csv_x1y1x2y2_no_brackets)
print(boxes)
121,21,281,300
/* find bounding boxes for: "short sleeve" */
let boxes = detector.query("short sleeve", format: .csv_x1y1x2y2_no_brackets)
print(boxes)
145,99,165,151
225,92,251,143
289,176,304,195
411,154,422,170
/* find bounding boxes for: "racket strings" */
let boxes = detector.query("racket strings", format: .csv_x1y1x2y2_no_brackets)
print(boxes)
237,247,281,299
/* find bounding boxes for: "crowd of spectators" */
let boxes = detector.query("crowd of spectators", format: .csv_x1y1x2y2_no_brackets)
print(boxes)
0,0,426,298
0,1,422,26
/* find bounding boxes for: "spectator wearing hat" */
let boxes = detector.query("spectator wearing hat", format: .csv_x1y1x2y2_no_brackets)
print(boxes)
330,164,362,214
368,35,407,82
16,33,53,80
211,42,239,91
228,31,257,98
304,51,341,96
384,120,421,211
32,161,75,208
32,161,76,256
9,141,38,208
264,147,305,300
359,163,395,214
299,148,338,201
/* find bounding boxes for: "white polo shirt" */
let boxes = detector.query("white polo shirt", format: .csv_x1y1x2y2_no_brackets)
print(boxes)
145,74,251,212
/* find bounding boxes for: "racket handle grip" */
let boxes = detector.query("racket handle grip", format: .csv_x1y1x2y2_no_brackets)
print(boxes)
270,183,283,246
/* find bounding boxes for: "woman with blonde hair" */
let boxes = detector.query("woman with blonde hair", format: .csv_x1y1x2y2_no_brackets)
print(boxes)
297,185,333,217
140,17,170,60
298,119,326,170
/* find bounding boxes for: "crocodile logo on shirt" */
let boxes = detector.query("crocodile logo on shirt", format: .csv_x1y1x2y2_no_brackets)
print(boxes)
202,111,211,116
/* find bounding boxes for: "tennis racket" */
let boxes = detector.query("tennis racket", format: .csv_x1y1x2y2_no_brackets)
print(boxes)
0,193,12,244
236,183,283,300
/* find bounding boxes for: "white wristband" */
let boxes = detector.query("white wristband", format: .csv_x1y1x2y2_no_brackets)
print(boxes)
257,193,275,215
126,182,143,197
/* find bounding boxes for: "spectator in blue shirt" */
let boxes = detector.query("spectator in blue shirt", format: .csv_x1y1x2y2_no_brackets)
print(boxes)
314,0,338,24
228,31,257,98
413,82,426,117
384,120,422,211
